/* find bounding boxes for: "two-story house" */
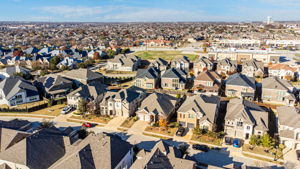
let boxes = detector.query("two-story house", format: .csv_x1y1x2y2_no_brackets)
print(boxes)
0,77,40,106
225,73,256,100
224,98,269,140
136,93,178,123
161,68,187,90
106,54,141,71
99,88,145,117
170,56,190,72
150,58,169,72
277,106,300,150
268,63,298,80
193,56,214,76
133,67,160,89
216,58,238,77
35,75,73,99
177,94,220,130
241,60,265,77
262,77,296,106
193,71,222,95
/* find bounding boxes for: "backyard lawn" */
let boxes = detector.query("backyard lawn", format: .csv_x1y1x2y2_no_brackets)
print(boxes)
134,51,198,61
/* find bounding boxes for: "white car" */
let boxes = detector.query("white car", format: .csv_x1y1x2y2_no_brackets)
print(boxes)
61,106,72,115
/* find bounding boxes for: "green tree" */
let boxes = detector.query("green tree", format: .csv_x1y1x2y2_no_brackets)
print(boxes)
78,98,87,114
261,134,273,148
49,55,61,70
249,135,261,146
77,128,88,139
60,65,68,71
106,49,116,58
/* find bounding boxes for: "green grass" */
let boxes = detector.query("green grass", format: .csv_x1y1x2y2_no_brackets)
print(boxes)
134,51,198,61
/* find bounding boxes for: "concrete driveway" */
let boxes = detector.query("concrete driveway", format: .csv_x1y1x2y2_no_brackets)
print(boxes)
127,120,148,135
283,148,300,169
104,116,127,130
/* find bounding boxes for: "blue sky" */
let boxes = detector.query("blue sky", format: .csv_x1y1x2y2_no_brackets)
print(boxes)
1,0,300,22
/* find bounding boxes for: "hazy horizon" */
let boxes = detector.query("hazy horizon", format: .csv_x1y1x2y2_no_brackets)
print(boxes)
1,0,300,22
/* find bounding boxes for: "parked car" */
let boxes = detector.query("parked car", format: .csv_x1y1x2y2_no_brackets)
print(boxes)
192,144,210,152
82,122,92,128
224,137,233,145
233,138,241,148
296,150,300,161
61,106,72,115
176,127,185,136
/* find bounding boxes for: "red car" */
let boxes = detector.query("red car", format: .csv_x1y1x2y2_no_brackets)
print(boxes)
82,122,92,128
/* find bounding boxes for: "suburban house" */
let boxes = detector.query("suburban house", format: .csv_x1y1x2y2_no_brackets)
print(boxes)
150,58,169,72
143,40,172,47
106,54,141,71
60,68,104,85
99,88,145,117
35,75,73,99
268,63,298,80
193,71,222,95
133,67,160,89
170,56,190,72
26,55,50,69
216,58,238,77
224,98,269,140
67,83,107,108
131,140,196,169
0,126,133,169
57,57,81,69
50,133,134,169
225,73,256,100
277,106,300,150
136,93,178,123
262,77,297,106
161,68,187,90
241,60,265,77
0,77,40,106
177,94,220,130
193,56,214,76
0,66,30,80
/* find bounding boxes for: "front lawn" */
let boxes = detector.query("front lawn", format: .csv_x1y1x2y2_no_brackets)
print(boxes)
121,117,138,128
242,144,283,160
191,128,224,146
145,126,177,137
70,114,112,124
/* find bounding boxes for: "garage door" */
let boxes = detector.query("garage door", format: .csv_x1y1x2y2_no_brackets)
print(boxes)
187,123,195,128
295,143,300,150
138,114,144,121
283,140,293,149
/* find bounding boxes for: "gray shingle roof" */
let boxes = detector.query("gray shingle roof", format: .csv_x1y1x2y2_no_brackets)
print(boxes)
67,83,107,100
0,66,30,77
277,106,300,128
136,67,159,79
226,99,269,131
178,95,220,123
138,93,177,118
0,127,67,169
50,133,132,169
162,68,187,83
37,74,73,93
61,68,103,82
0,77,39,100
130,140,195,169
226,73,256,89
262,77,294,91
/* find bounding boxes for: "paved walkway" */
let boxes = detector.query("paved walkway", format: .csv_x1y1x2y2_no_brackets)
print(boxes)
127,120,148,135
104,116,127,130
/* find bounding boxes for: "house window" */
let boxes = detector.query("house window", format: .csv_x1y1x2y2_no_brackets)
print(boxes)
242,88,248,92
237,121,243,127
247,126,251,130
146,83,153,88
